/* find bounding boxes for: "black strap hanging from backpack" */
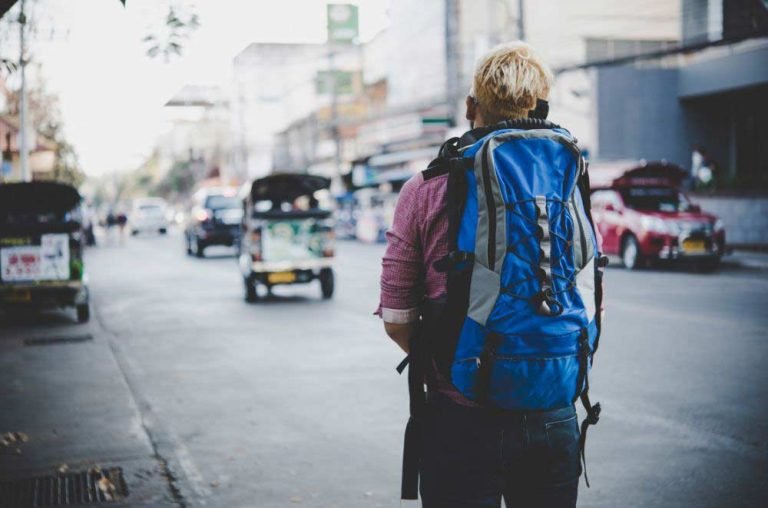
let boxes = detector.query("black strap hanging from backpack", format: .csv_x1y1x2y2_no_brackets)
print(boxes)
400,321,425,500
573,160,608,487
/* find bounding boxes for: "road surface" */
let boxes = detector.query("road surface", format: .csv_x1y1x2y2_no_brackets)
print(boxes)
2,228,766,507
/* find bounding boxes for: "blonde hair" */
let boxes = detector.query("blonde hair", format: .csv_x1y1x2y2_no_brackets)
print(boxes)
471,41,554,124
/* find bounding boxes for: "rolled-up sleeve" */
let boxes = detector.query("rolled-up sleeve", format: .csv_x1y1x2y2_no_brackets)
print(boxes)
377,175,425,323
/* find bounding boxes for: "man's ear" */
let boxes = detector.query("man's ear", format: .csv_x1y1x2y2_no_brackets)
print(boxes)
465,96,476,122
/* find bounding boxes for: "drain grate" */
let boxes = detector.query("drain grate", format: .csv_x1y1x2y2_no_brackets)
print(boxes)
23,335,93,347
0,467,127,507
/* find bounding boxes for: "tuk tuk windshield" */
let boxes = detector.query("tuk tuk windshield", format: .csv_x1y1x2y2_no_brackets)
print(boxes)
248,174,333,218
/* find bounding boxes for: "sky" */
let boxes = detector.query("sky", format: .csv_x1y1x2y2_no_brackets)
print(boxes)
10,0,389,176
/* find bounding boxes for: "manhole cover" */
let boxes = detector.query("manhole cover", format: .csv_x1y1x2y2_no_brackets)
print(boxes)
24,335,93,347
0,467,127,507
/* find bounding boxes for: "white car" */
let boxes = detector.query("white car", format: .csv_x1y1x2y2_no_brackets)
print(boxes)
130,198,169,235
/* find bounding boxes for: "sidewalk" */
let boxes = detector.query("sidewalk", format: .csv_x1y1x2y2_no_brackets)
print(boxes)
0,309,178,506
722,249,768,270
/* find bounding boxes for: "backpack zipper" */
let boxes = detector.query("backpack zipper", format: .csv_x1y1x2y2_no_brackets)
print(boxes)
481,141,496,269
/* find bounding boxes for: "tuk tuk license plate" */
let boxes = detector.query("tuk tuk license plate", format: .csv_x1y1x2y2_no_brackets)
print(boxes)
682,239,706,254
4,289,31,303
268,272,296,284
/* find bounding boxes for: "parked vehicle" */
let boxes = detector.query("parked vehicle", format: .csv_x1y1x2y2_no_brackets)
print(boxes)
0,182,90,322
590,161,725,270
129,197,169,235
238,174,335,301
184,187,243,257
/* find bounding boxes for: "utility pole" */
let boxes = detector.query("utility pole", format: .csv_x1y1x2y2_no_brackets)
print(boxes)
445,0,460,125
19,0,30,182
328,46,341,184
517,0,525,41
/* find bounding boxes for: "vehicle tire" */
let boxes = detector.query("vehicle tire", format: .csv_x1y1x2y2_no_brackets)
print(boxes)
159,228,167,235
320,268,334,299
244,277,259,303
76,304,90,323
621,235,643,270
195,238,205,258
185,234,193,255
131,230,138,236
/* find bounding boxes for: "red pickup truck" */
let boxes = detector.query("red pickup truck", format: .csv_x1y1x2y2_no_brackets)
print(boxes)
589,161,725,270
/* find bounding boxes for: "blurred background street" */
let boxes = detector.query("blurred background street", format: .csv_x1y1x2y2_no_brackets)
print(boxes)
2,229,767,507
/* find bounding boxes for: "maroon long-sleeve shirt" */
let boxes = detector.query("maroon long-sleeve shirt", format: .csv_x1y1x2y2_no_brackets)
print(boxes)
377,170,477,404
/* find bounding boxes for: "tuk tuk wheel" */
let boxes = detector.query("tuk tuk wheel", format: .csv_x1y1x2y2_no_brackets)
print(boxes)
76,304,90,323
245,277,259,303
320,268,334,299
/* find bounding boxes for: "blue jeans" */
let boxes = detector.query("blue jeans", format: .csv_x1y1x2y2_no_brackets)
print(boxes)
420,393,581,508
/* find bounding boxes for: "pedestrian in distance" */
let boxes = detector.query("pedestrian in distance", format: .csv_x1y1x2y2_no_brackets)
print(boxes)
689,144,705,191
105,209,117,245
378,42,607,508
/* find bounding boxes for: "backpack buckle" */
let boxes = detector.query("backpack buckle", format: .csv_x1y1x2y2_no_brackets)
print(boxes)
531,290,563,316
586,402,601,425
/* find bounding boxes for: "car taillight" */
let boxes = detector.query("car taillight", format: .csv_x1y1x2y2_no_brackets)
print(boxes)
195,209,212,223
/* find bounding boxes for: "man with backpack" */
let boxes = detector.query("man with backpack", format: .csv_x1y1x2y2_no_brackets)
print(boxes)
378,42,606,507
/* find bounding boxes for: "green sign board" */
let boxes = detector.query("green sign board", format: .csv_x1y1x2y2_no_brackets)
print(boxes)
421,117,453,125
327,4,359,44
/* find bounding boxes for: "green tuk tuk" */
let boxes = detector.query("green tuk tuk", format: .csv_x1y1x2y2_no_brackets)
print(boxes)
0,182,90,322
238,174,335,302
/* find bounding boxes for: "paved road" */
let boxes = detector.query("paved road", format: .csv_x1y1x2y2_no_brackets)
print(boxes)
4,228,768,507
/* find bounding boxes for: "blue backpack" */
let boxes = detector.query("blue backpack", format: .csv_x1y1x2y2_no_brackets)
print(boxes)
399,118,607,499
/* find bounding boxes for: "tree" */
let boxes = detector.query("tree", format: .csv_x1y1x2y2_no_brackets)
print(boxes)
4,72,85,186
143,5,200,61
50,139,85,187
0,0,200,76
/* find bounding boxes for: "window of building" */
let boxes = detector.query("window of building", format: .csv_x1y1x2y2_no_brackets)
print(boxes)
585,38,678,63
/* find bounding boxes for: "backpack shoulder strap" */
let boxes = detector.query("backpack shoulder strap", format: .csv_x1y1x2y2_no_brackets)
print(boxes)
573,156,610,488
420,137,464,181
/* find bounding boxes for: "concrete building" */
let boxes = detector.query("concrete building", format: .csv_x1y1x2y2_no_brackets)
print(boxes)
231,43,362,179
0,114,58,183
588,0,768,245
160,85,231,181
469,0,681,153
271,0,683,190
0,77,61,183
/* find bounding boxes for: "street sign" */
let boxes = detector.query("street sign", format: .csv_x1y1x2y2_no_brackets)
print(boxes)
421,117,453,126
327,4,359,44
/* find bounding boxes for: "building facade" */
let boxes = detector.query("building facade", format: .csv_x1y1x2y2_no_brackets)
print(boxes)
231,43,362,179
589,0,768,244
592,1,768,187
